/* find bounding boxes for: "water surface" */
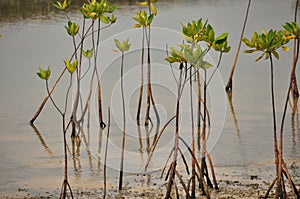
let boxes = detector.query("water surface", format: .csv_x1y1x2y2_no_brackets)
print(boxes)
0,0,299,197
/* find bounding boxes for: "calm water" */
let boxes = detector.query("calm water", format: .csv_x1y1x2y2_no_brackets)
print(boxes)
0,0,299,197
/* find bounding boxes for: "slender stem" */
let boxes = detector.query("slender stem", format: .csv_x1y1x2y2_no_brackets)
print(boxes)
189,66,196,198
269,54,281,197
201,70,207,179
119,51,126,190
136,26,145,125
103,107,111,199
225,0,251,91
30,22,94,124
165,68,183,199
46,80,63,116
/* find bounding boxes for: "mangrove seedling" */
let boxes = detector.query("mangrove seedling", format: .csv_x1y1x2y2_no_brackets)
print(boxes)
37,64,76,198
243,29,299,198
114,38,131,190
30,0,117,131
160,18,230,198
135,1,160,128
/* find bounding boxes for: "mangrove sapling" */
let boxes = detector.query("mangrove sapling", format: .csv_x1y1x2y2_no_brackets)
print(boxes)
30,0,117,130
133,10,147,126
243,29,299,198
37,63,76,198
181,18,230,193
136,1,160,128
114,38,131,190
225,0,251,92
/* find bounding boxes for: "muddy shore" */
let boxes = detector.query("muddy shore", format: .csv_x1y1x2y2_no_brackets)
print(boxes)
5,161,299,198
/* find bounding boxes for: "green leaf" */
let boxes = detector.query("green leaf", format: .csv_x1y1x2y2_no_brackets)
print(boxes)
65,58,78,74
65,21,79,36
215,32,228,45
255,53,265,62
147,14,154,26
136,1,148,6
201,61,213,69
100,15,110,24
114,38,131,52
281,46,289,52
271,50,279,60
150,2,157,15
244,49,257,54
133,24,142,28
242,37,253,47
81,48,93,59
37,66,51,80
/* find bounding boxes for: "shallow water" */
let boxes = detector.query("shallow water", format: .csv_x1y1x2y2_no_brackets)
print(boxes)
0,0,299,197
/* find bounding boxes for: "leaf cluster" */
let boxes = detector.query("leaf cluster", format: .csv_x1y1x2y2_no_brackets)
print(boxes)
181,18,230,53
37,67,51,80
165,44,212,69
64,58,78,74
80,0,117,24
282,21,299,39
243,29,290,62
65,21,79,36
114,38,131,52
133,10,155,28
136,0,157,16
81,48,93,59
53,0,71,11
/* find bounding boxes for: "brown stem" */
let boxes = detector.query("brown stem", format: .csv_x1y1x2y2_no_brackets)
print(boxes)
269,54,281,198
103,108,110,199
30,23,94,124
119,52,126,190
136,26,145,125
196,70,201,151
189,67,196,198
225,0,251,91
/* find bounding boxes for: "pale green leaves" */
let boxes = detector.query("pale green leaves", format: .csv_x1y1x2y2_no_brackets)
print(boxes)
114,38,131,52
181,18,231,53
133,10,155,28
80,0,117,23
282,21,299,39
53,0,71,11
65,21,79,36
243,29,290,62
81,48,93,59
165,47,187,63
165,45,212,69
136,1,157,15
64,58,78,74
37,67,51,80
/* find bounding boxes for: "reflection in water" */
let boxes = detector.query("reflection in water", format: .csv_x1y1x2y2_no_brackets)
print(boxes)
30,124,54,157
226,91,240,137
0,0,194,24
71,136,82,178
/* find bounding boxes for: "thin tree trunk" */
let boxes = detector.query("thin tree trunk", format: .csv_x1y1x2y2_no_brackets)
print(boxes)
201,70,207,170
165,68,183,199
196,70,201,151
189,67,196,198
119,52,126,190
269,55,282,198
103,108,110,199
136,27,145,126
225,0,251,92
